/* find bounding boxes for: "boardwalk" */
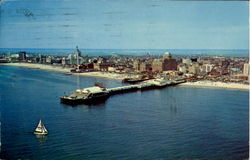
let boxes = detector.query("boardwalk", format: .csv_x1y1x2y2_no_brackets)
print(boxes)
107,79,186,94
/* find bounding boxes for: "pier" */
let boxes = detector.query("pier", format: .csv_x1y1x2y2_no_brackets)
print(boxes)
61,79,186,105
107,79,185,95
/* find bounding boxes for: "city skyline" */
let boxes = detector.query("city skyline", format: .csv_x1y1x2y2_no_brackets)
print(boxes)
0,0,249,50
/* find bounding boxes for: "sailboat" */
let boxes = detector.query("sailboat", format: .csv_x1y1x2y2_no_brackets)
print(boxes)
34,119,48,135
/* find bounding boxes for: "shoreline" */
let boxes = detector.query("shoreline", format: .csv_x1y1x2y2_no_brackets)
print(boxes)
0,63,71,72
71,72,137,80
179,81,249,91
1,63,249,90
0,63,137,80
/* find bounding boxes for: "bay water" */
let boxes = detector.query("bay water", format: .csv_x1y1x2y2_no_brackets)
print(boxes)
0,65,248,160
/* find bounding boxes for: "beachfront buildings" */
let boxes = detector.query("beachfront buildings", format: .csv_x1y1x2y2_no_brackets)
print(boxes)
188,63,200,75
243,63,249,76
68,46,85,65
177,64,188,73
152,59,163,72
1,47,249,84
133,59,152,72
201,64,214,73
151,52,177,72
18,52,27,61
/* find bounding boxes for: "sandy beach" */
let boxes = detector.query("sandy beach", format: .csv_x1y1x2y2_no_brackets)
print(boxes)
0,63,137,80
0,62,71,72
71,72,137,80
179,81,249,91
1,63,249,90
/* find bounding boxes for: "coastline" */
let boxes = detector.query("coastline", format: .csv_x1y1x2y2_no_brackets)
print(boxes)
71,72,136,80
1,63,249,90
0,63,71,72
179,81,249,91
0,63,137,80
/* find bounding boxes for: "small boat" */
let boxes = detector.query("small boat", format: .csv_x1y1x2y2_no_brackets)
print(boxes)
34,119,48,135
64,72,72,75
122,78,151,84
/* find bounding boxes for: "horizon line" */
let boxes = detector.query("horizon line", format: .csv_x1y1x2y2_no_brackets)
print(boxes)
0,47,249,50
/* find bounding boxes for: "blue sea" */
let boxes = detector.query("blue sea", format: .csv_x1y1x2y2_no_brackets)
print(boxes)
0,48,249,57
0,65,249,160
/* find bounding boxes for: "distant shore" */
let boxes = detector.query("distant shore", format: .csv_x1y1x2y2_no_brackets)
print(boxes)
0,63,137,80
179,81,249,91
1,63,249,90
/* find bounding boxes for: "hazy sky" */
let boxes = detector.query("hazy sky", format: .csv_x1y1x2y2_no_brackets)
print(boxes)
0,0,248,49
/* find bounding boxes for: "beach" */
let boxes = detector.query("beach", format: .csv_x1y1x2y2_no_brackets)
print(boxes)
0,63,70,72
179,81,249,90
0,63,137,80
1,63,249,90
71,72,137,80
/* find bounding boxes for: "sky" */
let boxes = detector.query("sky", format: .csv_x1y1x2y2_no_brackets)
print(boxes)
0,0,249,50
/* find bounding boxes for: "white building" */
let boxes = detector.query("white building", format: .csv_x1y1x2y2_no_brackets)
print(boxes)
182,58,192,65
108,67,116,72
243,63,249,76
67,46,84,65
10,54,19,58
46,56,52,63
178,65,187,73
201,64,214,73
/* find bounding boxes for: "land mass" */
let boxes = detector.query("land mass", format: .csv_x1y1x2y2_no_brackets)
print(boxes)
0,63,138,80
1,62,249,90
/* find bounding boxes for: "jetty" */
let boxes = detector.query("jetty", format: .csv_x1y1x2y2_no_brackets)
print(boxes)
108,79,184,94
60,78,186,105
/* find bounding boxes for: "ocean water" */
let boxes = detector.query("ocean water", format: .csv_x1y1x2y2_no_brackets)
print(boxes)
0,65,249,160
0,48,249,57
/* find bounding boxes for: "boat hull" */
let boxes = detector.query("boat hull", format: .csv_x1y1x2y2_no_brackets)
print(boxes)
34,131,48,135
122,78,151,84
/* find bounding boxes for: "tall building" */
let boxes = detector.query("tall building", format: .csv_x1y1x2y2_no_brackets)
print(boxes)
243,63,249,76
152,59,163,72
38,54,46,63
140,61,152,72
68,46,83,65
178,64,188,73
139,61,146,72
18,51,27,61
162,52,177,71
45,56,52,64
75,46,81,57
162,59,177,71
188,63,200,75
201,64,214,73
152,52,177,72
133,59,140,71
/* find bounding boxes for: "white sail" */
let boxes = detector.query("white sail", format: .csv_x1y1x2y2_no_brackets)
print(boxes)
35,120,43,132
34,120,48,135
43,123,48,133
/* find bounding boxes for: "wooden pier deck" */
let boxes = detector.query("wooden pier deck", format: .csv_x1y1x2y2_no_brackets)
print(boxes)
107,79,186,95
